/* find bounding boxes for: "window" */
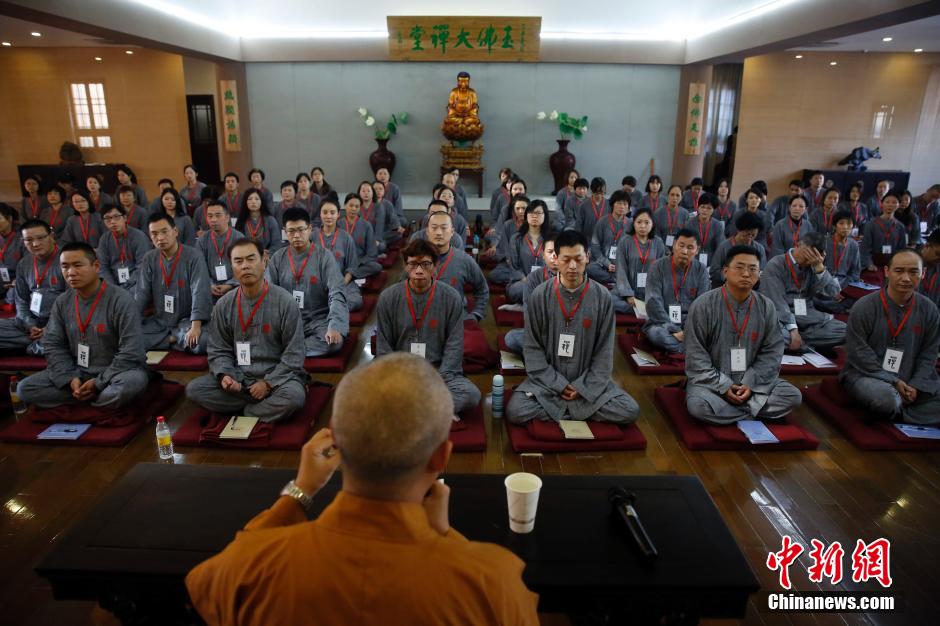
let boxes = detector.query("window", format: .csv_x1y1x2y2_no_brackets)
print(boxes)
70,82,111,147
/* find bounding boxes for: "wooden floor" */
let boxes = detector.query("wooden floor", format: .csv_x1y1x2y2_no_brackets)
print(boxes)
1,263,938,625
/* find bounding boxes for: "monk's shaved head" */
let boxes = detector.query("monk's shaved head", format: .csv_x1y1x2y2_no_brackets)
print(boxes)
332,353,453,484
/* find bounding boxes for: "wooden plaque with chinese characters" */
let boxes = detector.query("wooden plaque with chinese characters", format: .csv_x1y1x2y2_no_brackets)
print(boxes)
219,80,241,153
683,82,706,156
387,16,540,62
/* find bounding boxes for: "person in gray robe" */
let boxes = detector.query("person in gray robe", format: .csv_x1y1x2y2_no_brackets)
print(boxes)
679,179,705,211
375,169,404,224
157,188,198,248
20,175,48,223
135,213,212,353
621,176,643,212
588,190,631,285
505,201,550,303
196,200,245,302
0,219,65,354
690,193,724,265
270,208,349,357
613,208,666,315
643,229,710,354
767,181,804,223
488,195,529,285
503,237,558,355
371,180,403,246
816,210,861,314
554,172,578,231
442,171,469,222
809,189,842,236
97,205,152,291
40,186,74,239
507,230,639,424
0,203,25,303
220,173,243,216
710,212,767,286
420,195,469,239
17,243,149,409
802,172,827,212
146,179,175,216
685,245,802,424
490,168,513,221
376,239,481,414
271,180,303,228
409,227,464,251
339,194,382,279
573,178,609,240
314,200,363,312
840,249,940,424
770,195,815,258
920,229,940,308
186,240,308,423
425,211,488,321
759,231,846,352
652,186,691,249
296,173,322,227
860,191,908,271
727,188,772,247
236,188,281,252
114,185,149,231
60,191,105,246
357,181,398,253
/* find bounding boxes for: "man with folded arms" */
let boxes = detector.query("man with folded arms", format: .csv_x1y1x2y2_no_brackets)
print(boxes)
269,208,348,357
186,240,307,422
186,353,539,625
685,245,802,424
17,242,149,408
840,249,940,424
507,230,639,424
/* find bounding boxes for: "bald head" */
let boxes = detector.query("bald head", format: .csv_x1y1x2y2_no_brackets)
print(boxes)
332,353,453,484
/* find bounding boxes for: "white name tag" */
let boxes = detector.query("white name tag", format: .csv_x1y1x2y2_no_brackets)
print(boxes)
0,267,9,282
793,298,808,317
665,235,675,248
637,272,647,288
730,347,747,372
236,341,251,365
608,246,617,260
669,304,682,324
530,265,540,274
921,221,928,234
558,333,575,358
281,229,288,242
117,267,130,284
851,227,859,238
699,253,708,266
881,245,892,254
410,342,426,358
214,264,228,281
163,295,175,314
78,342,90,369
30,291,42,315
230,217,238,227
882,348,903,373
292,290,305,308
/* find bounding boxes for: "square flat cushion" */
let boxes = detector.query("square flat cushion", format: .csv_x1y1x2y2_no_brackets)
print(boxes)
780,347,846,375
153,351,208,372
449,401,486,452
361,271,388,293
653,386,819,451
502,389,646,453
497,333,526,377
487,281,506,295
172,384,333,450
478,255,498,270
804,378,940,451
369,326,491,374
615,313,645,328
348,295,377,326
0,380,185,446
618,334,685,375
378,249,399,269
304,331,359,373
490,295,524,327
0,355,46,371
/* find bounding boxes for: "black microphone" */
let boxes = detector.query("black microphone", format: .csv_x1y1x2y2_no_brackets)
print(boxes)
609,487,658,560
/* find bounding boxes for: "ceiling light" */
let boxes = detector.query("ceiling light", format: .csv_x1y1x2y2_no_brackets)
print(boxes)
914,48,923,53
830,61,837,66
1,42,11,47
794,54,803,59
125,50,133,54
882,37,893,42
30,31,41,37
94,56,102,61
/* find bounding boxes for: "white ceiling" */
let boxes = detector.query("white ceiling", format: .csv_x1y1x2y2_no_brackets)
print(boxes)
793,14,940,52
0,14,132,47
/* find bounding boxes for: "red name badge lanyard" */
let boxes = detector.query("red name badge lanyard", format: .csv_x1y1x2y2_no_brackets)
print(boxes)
112,232,131,264
785,253,804,296
33,245,59,288
789,219,802,248
237,281,269,340
591,198,605,221
246,217,265,241
880,289,916,348
435,249,455,280
608,216,624,244
78,214,93,242
75,281,107,342
288,246,313,286
212,229,232,263
0,232,15,261
318,229,338,251
875,217,895,243
406,279,437,339
525,235,544,263
721,287,754,348
160,244,184,290
831,239,847,272
649,194,660,212
698,218,711,247
666,206,681,235
633,235,652,268
554,277,591,329
28,196,41,218
361,202,374,224
671,257,692,302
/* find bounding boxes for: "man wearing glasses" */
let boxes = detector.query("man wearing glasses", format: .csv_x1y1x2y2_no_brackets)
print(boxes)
0,219,65,355
375,239,480,415
97,204,152,290
685,245,801,424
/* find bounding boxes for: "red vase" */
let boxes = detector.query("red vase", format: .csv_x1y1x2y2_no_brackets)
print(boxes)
369,138,396,176
548,139,576,194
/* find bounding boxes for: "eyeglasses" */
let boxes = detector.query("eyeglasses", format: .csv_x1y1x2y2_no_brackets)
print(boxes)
23,234,50,244
285,227,309,235
102,214,125,222
729,263,760,274
528,211,545,217
405,261,434,271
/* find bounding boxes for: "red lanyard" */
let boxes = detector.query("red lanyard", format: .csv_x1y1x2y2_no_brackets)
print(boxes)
288,246,313,284
125,205,136,226
591,198,604,221
362,202,375,223
718,200,731,220
665,206,680,233
608,216,625,242
0,232,16,259
246,217,264,241
721,287,754,345
112,231,130,264
697,218,711,246
649,194,660,211
880,289,916,341
91,193,102,211
344,217,358,234
785,253,803,291
49,206,63,227
405,280,437,331
318,229,337,250
823,209,835,230
237,281,269,335
524,235,543,260
553,277,591,325
832,238,847,271
633,236,653,266
692,191,700,211
875,217,895,240
33,245,58,286
787,219,802,247
159,245,183,289
671,257,691,300
78,214,93,242
435,249,455,279
227,192,239,210
74,281,107,339
28,196,41,218
924,270,937,295
211,230,232,261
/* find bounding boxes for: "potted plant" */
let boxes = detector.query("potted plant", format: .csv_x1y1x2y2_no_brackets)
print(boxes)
537,110,589,193
358,107,409,175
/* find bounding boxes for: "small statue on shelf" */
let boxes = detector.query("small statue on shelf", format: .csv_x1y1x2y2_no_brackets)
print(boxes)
442,71,484,143
837,146,881,171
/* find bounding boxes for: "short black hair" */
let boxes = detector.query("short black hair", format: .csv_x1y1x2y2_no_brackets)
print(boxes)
281,180,298,193
205,199,227,214
247,168,265,181
21,218,51,234
555,229,589,253
724,245,761,267
882,190,901,203
799,231,827,254
574,178,590,189
609,190,632,207
282,208,310,225
201,185,221,201
229,238,264,259
622,175,637,187
833,209,854,225
157,178,174,187
590,177,606,193
401,239,439,264
926,229,940,246
60,241,97,262
690,177,704,187
675,227,700,245
101,204,126,216
147,211,176,229
224,172,240,183
697,192,717,208
735,211,762,231
427,199,448,212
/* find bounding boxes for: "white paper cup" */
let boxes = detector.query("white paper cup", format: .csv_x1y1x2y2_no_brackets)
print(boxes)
505,472,542,533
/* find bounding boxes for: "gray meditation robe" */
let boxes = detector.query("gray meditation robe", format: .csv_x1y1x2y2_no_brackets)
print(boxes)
433,246,489,320
803,187,827,212
409,228,465,252
921,263,939,309
239,215,282,252
770,216,814,258
339,217,382,279
554,188,577,230
171,213,198,248
680,189,704,211
272,201,304,228
589,216,630,284
269,244,349,357
296,192,322,226
839,201,870,230
642,256,710,354
614,235,666,303
490,186,509,222
691,216,725,263
652,206,691,247
196,228,245,290
312,228,363,312
767,195,792,224
727,207,772,248
860,216,907,269
709,237,767,286
40,204,74,238
505,233,547,302
221,191,243,216
375,279,481,414
131,185,148,208
61,213,106,246
823,235,861,288
759,251,846,349
20,195,49,222
504,267,558,354
453,191,470,222
0,248,65,354
180,182,206,215
489,220,525,284
362,200,399,248
637,193,664,213
715,199,736,224
685,287,801,424
385,181,404,223
809,207,840,237
97,227,153,291
134,244,212,352
186,282,308,422
507,277,639,424
574,197,610,240
0,231,25,296
17,281,149,409
120,204,149,231
89,192,114,214
840,290,940,424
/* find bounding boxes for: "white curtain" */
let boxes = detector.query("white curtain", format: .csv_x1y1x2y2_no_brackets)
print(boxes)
703,63,743,186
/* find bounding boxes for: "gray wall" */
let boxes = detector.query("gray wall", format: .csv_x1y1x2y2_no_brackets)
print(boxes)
246,62,680,197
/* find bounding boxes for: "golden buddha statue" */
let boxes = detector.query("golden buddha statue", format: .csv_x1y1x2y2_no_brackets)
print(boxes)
442,71,484,142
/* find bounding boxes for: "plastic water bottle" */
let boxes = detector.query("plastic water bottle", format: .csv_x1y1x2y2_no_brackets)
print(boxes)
9,376,27,419
155,416,174,460
492,374,504,419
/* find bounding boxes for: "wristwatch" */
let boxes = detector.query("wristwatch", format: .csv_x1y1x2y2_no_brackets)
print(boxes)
280,480,314,510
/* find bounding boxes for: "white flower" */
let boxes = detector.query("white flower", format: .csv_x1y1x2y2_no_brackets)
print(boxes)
536,111,546,120
582,125,588,131
550,110,559,121
365,116,375,127
357,107,367,117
